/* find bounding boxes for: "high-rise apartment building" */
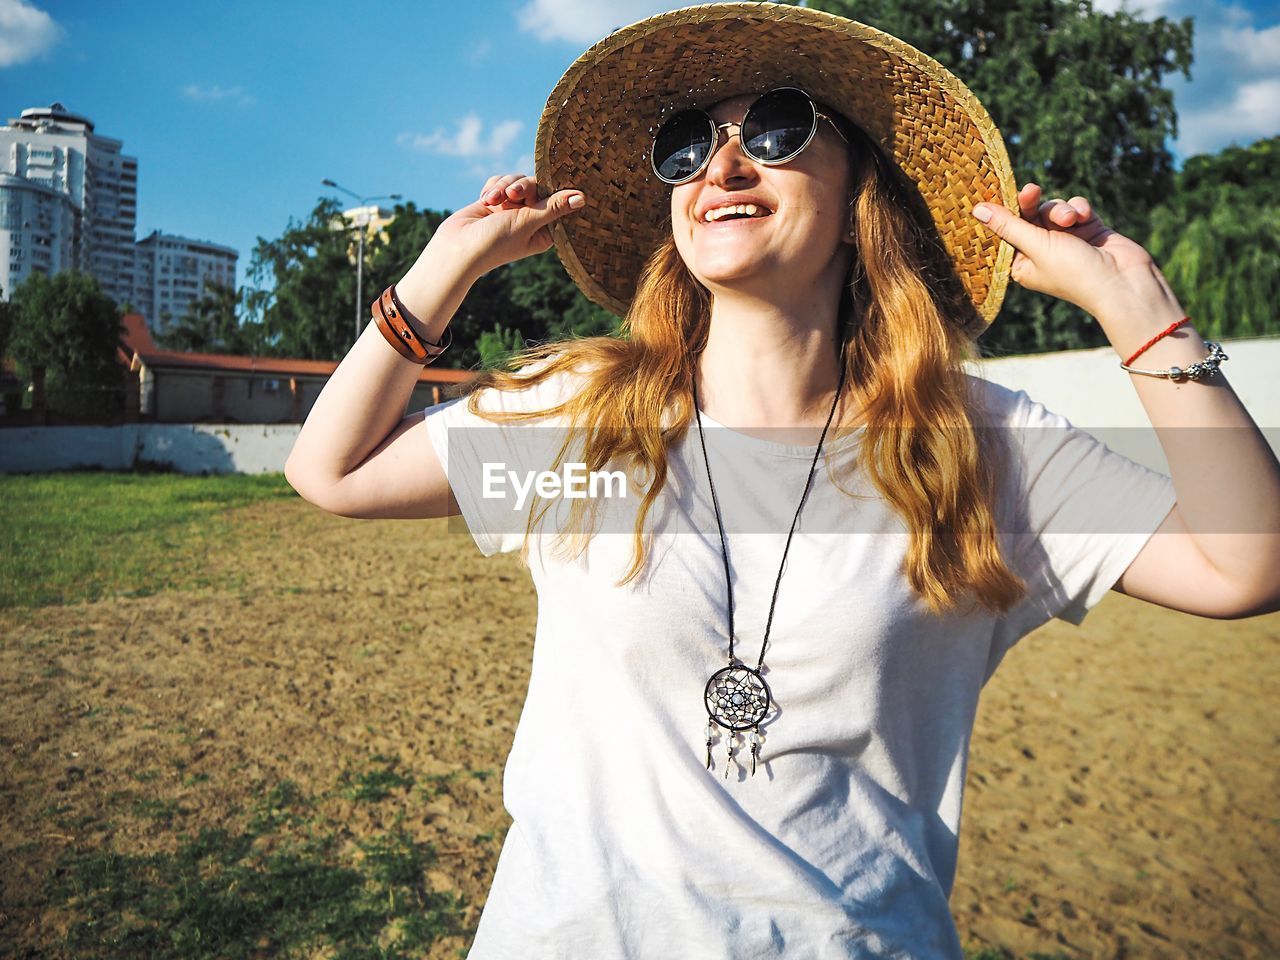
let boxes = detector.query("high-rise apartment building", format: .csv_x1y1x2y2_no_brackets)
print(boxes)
0,103,138,305
133,231,238,334
0,172,77,296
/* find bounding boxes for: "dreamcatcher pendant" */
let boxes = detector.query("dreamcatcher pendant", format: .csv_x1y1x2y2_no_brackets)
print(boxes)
703,663,771,778
691,358,843,785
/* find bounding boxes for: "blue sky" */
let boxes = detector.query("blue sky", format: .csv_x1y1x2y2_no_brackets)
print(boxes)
2,0,1277,294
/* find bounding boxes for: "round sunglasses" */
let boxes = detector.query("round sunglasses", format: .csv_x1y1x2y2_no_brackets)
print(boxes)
649,87,850,186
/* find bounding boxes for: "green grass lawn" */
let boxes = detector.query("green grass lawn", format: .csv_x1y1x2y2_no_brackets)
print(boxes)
0,470,295,609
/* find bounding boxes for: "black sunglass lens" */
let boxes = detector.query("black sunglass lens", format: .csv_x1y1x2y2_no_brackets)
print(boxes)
741,89,816,163
653,110,714,183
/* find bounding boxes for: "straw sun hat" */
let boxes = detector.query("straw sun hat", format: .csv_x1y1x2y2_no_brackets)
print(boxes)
533,2,1019,338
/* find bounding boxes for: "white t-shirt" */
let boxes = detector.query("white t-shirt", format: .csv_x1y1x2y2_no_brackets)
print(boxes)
422,359,1176,959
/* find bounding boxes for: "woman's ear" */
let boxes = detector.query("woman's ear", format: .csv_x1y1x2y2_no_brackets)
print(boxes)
842,212,857,246
842,192,858,245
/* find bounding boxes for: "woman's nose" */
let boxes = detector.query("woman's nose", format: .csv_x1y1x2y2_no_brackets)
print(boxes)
704,123,758,185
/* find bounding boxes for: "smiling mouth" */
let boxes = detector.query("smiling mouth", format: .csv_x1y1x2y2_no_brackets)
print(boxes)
702,203,773,223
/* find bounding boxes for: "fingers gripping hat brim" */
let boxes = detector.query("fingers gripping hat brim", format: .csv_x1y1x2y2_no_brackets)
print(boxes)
534,2,1018,338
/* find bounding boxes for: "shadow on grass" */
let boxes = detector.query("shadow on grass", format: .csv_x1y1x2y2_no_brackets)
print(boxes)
44,775,468,960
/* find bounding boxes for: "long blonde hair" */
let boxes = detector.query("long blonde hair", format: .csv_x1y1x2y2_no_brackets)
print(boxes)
456,118,1026,616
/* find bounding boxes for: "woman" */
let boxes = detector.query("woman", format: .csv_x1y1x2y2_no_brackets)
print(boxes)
285,5,1279,957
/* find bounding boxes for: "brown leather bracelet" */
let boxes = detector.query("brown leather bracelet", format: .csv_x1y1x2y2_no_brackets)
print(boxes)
372,289,427,362
370,284,452,365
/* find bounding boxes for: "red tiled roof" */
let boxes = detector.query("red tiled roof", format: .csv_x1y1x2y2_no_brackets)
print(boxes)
117,313,476,385
120,312,157,353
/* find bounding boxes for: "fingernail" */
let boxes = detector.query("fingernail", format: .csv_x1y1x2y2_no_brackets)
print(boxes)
568,194,585,209
972,205,992,223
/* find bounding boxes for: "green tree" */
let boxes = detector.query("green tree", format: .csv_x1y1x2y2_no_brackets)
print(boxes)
506,251,620,342
1146,136,1280,341
8,270,125,418
0,290,14,361
154,280,265,354
364,200,447,290
246,197,619,367
246,197,360,360
792,0,1194,356
476,322,526,369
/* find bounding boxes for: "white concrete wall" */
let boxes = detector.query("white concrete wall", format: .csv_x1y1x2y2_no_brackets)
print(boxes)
0,423,302,475
2,337,1277,475
966,336,1280,475
969,336,1279,428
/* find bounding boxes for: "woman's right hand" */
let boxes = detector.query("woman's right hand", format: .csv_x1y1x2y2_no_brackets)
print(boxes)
429,173,585,279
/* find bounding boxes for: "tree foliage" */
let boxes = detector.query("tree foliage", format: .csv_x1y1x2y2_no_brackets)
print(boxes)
1145,136,1280,341
794,0,1195,355
244,197,361,360
154,280,262,355
242,198,619,367
7,270,126,417
476,323,526,370
0,294,14,362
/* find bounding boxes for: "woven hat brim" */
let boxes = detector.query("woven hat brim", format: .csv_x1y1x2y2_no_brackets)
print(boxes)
534,2,1018,338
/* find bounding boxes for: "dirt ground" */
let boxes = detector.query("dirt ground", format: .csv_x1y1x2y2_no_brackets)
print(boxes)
2,496,1276,958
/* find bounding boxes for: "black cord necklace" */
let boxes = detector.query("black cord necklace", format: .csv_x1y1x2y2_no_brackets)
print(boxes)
693,354,848,778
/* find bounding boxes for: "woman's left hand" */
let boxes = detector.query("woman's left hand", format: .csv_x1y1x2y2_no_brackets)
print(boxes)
973,183,1166,320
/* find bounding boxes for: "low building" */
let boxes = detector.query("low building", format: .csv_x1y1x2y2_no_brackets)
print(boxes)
118,313,472,423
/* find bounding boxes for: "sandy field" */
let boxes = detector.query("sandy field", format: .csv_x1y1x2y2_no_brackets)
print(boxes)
1,496,1276,958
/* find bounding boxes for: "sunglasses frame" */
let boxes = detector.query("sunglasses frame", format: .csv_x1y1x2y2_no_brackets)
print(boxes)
649,86,850,186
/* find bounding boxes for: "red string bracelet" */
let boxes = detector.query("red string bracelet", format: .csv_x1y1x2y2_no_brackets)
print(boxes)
1123,316,1191,367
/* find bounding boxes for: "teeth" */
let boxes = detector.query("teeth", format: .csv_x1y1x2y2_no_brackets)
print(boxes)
703,203,764,222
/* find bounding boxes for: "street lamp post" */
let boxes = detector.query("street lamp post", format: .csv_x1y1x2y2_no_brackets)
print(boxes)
321,179,402,347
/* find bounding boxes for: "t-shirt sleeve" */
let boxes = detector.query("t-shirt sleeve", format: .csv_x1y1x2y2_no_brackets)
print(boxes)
422,358,581,557
983,379,1176,652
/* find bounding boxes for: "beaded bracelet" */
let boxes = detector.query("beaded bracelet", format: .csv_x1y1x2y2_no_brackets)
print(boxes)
1119,341,1228,381
371,284,452,365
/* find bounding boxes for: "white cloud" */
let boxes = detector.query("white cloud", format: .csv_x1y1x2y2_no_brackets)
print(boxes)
0,0,61,68
516,0,697,45
181,83,254,106
1220,21,1280,73
1176,76,1280,155
1165,5,1280,156
1090,0,1180,14
398,113,524,158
